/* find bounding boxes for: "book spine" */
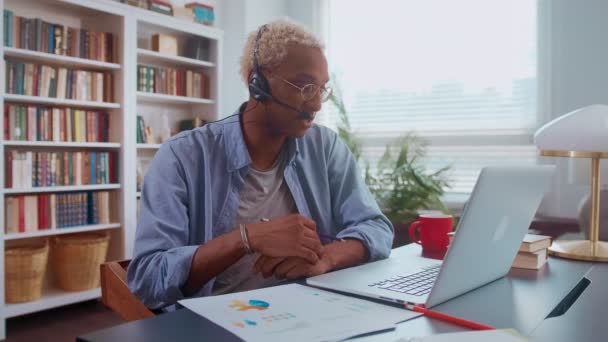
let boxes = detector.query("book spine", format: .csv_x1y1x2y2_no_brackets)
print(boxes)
18,196,25,232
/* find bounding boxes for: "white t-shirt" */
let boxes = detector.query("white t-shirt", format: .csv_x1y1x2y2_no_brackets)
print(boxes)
212,148,298,295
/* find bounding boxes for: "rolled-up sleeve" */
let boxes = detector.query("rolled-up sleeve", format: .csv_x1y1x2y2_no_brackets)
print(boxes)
328,134,394,261
127,144,198,309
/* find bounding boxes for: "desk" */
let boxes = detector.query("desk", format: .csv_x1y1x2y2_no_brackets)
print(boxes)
77,245,595,342
530,263,608,341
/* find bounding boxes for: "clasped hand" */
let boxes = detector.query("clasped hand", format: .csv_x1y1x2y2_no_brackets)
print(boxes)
246,214,331,279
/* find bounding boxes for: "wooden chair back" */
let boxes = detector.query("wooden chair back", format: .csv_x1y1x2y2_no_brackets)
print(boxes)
100,260,155,321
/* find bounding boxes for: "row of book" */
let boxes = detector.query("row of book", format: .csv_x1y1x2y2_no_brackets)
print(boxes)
136,115,208,144
137,65,210,99
5,61,114,102
136,115,155,144
4,104,111,143
4,191,112,234
6,151,117,189
3,10,116,63
149,0,174,16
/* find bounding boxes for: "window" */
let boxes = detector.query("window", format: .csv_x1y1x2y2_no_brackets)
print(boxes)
321,0,539,197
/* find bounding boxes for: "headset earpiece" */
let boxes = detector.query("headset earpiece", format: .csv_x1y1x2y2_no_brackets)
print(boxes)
249,71,272,102
248,25,272,102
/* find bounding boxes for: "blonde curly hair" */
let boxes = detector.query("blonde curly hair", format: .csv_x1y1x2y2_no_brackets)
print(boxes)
240,19,324,84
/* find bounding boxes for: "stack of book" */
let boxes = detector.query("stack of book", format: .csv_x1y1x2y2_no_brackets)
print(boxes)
185,3,215,26
512,234,551,270
447,232,551,270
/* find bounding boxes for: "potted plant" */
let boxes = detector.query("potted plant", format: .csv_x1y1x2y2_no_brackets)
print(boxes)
329,80,451,246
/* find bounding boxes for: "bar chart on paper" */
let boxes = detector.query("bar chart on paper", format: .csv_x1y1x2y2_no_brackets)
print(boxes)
179,284,420,342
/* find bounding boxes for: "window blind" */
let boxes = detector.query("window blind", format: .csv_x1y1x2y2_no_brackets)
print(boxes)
322,0,539,195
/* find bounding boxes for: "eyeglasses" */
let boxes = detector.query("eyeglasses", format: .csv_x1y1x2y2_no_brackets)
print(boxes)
276,76,333,102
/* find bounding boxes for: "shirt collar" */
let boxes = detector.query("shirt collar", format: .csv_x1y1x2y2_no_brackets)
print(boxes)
223,103,300,172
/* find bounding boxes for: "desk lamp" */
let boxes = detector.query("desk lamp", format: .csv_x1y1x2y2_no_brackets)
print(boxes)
534,104,608,261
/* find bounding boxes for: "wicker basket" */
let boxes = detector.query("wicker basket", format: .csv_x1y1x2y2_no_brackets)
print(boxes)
5,242,49,303
51,232,110,291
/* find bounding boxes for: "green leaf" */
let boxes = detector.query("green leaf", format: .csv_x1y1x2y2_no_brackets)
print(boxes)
331,77,453,225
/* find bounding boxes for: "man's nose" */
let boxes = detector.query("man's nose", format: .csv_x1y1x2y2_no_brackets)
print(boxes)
304,92,323,113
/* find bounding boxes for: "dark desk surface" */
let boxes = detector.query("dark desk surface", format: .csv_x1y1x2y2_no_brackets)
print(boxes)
530,263,607,342
78,245,596,342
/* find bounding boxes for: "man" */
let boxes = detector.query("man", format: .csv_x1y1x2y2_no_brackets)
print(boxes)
128,19,393,309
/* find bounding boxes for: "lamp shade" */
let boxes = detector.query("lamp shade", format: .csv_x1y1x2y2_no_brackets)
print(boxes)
534,104,608,152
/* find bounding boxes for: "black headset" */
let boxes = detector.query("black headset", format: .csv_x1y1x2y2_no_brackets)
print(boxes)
246,25,313,120
248,25,272,102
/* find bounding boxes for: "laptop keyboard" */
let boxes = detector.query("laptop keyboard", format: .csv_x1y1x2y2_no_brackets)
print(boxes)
368,265,441,296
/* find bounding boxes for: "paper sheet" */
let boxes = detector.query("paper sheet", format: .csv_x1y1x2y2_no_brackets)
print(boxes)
179,283,420,342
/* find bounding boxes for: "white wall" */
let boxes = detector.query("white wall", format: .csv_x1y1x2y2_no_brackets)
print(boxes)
217,0,247,115
215,0,295,114
538,0,608,218
286,1,318,33
172,0,297,114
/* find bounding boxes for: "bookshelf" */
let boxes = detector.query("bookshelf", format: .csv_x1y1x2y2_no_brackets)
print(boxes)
136,143,161,150
0,0,224,339
134,15,222,202
4,46,121,70
3,141,121,148
4,287,101,319
136,91,215,105
3,94,121,108
3,223,121,240
4,184,121,194
137,48,216,68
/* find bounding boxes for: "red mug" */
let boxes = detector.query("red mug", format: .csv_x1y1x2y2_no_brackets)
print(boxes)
409,214,453,253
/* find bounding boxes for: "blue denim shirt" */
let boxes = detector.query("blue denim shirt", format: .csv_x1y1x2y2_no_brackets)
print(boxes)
128,109,394,309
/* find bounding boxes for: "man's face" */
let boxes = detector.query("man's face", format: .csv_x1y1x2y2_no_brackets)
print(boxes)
262,45,329,137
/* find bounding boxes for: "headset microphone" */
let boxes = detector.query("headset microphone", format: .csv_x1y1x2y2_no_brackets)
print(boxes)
271,97,312,121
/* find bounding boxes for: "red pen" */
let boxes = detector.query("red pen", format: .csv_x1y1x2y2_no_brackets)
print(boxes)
405,304,495,330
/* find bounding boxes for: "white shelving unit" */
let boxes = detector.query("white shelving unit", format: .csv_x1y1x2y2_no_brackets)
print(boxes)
3,223,121,241
4,288,101,319
0,0,223,339
4,184,121,194
2,94,121,109
137,48,215,68
0,0,126,336
134,13,222,206
4,47,121,70
136,92,215,105
3,141,121,148
136,143,161,150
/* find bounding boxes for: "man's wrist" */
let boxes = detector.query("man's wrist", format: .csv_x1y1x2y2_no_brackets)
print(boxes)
323,239,368,271
322,247,337,273
228,228,249,256
244,222,261,252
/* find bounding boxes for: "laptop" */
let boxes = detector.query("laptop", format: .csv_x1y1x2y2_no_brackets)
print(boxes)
307,165,555,308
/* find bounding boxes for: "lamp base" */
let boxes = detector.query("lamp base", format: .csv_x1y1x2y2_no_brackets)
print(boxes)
548,240,608,262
